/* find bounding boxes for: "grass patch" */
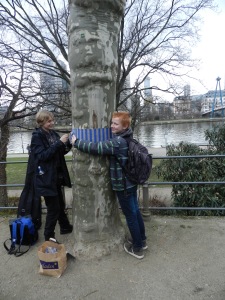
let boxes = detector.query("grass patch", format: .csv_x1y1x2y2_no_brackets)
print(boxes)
6,157,28,187
0,210,17,217
6,156,73,189
5,155,163,188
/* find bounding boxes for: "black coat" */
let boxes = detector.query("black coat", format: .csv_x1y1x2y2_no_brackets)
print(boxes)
17,128,72,228
31,128,72,197
17,151,42,229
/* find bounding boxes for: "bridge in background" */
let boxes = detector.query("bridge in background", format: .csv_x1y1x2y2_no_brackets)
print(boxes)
202,77,224,117
202,105,224,117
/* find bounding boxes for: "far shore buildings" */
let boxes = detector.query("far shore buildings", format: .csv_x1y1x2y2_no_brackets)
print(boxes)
173,83,225,118
120,76,225,120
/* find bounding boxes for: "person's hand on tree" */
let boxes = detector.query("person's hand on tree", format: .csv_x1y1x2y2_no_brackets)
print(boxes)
60,134,69,144
71,134,77,145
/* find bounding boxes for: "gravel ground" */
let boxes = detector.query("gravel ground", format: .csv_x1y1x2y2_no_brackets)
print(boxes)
1,215,225,300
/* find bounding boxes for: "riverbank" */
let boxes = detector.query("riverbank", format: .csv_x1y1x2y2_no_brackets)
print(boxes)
9,117,225,133
141,117,225,126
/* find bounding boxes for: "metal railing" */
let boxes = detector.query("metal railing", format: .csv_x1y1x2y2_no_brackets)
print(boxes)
141,154,225,217
0,159,73,211
1,155,225,216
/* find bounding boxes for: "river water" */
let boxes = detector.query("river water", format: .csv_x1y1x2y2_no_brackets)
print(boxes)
135,120,224,148
8,120,224,154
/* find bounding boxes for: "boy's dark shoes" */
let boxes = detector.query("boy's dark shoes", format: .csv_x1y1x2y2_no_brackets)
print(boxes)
127,237,148,250
124,242,144,259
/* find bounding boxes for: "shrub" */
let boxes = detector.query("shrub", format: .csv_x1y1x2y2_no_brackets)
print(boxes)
156,124,225,216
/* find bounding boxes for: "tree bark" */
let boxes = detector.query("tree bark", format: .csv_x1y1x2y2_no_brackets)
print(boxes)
68,0,126,258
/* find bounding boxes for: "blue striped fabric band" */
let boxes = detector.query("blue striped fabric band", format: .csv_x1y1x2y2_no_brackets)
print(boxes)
71,128,112,142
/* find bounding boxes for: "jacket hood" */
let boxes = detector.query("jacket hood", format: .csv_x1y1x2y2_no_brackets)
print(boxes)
32,127,48,136
32,128,43,138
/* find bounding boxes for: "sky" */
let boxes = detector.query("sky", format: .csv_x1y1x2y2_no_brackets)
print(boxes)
153,0,225,102
191,0,225,92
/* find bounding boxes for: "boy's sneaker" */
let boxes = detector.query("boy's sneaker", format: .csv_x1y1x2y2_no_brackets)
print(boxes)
127,238,148,250
142,240,148,250
124,242,144,259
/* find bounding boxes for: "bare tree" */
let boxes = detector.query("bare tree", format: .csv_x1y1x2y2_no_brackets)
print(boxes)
0,0,74,206
0,0,214,123
0,0,70,89
117,0,214,111
0,49,40,205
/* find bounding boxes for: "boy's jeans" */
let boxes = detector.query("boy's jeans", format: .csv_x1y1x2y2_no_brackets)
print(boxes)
116,186,146,250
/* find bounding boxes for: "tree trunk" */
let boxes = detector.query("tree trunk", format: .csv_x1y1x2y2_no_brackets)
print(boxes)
68,0,126,258
0,124,9,206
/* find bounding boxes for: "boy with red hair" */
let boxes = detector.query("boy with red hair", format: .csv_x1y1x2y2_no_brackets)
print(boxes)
71,111,147,259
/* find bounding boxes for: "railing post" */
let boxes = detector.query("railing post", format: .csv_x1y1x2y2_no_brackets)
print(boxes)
142,183,150,219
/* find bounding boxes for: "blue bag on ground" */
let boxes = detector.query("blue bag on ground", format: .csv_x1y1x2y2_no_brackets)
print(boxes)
4,216,38,257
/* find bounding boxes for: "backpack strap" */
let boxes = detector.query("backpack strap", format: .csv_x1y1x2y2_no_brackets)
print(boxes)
4,218,31,257
3,239,16,254
3,220,18,255
114,136,131,190
14,218,31,257
12,220,18,244
3,238,30,257
14,245,30,257
19,219,25,244
114,154,127,191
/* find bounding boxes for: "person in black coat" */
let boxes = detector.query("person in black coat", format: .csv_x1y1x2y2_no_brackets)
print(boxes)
19,110,73,241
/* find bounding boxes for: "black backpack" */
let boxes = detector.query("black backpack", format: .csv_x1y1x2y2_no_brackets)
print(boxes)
118,137,152,185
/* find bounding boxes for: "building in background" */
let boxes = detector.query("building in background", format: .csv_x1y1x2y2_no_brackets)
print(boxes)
144,77,152,97
184,84,191,98
39,59,70,113
172,79,225,119
141,77,154,120
40,59,55,92
173,85,192,117
119,73,132,110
